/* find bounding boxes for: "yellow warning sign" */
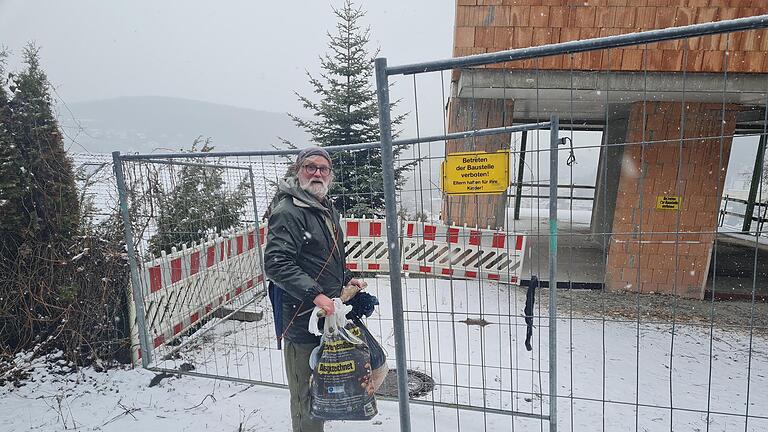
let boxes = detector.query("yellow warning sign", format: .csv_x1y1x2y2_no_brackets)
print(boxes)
656,196,681,210
442,150,510,195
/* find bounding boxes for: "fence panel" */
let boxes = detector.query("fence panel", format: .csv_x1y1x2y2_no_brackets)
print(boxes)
112,142,543,422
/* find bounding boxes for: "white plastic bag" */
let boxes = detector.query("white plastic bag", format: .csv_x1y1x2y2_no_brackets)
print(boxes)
308,298,363,345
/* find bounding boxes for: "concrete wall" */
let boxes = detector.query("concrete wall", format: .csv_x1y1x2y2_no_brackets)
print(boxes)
591,111,629,250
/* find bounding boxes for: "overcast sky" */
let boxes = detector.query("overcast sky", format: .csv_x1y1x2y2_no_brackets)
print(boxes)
0,0,454,128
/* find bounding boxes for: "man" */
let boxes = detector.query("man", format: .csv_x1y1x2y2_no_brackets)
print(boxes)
264,146,365,432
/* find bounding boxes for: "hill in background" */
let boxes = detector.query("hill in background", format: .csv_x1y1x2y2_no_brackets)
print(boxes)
58,96,310,154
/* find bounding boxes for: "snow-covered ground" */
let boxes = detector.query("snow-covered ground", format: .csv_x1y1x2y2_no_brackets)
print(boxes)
3,277,767,431
0,364,554,432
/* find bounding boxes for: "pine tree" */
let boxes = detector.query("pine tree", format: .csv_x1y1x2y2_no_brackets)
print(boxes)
289,0,407,217
148,138,249,256
0,49,26,260
0,46,135,369
7,44,80,249
0,45,84,362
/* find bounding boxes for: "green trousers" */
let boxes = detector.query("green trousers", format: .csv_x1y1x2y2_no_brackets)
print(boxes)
284,341,324,432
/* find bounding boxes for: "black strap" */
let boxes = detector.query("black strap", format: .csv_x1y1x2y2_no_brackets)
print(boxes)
524,276,538,352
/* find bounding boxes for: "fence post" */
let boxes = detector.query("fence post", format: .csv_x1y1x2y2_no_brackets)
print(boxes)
248,167,268,291
514,130,528,220
375,57,412,432
548,116,559,432
112,151,152,367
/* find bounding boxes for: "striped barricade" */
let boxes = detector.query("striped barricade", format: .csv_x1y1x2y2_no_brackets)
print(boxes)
401,221,526,285
341,217,390,273
137,225,266,360
258,218,525,283
134,219,525,361
139,252,167,355
224,227,264,303
140,238,224,353
196,235,232,319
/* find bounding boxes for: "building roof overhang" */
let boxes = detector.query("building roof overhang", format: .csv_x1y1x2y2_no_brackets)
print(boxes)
456,69,768,133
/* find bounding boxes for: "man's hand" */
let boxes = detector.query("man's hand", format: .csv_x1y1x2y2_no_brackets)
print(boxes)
313,293,334,316
340,278,368,302
348,278,367,290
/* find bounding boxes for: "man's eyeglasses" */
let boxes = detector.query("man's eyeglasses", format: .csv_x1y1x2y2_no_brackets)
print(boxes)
302,164,332,176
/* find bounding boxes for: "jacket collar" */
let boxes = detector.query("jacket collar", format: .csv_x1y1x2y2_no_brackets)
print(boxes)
292,197,311,208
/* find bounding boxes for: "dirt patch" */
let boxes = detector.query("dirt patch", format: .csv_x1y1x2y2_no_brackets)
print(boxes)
542,288,768,335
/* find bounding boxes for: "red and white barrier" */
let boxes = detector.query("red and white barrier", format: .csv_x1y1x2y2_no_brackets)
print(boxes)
401,221,526,285
341,217,390,272
136,225,266,361
132,218,526,362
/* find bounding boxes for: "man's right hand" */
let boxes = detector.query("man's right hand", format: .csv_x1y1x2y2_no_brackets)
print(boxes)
313,293,334,316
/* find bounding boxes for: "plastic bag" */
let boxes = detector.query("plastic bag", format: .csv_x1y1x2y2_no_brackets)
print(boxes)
308,299,378,421
351,316,387,392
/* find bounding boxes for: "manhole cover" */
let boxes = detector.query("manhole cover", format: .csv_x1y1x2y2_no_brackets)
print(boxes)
375,369,435,398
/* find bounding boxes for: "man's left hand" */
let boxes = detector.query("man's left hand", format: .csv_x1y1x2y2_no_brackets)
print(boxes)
340,278,367,302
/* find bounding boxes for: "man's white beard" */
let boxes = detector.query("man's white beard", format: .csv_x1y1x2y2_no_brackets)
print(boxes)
300,178,329,200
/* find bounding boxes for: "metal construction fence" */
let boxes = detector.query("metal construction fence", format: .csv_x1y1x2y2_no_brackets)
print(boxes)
374,15,768,432
111,122,549,418
110,14,768,432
